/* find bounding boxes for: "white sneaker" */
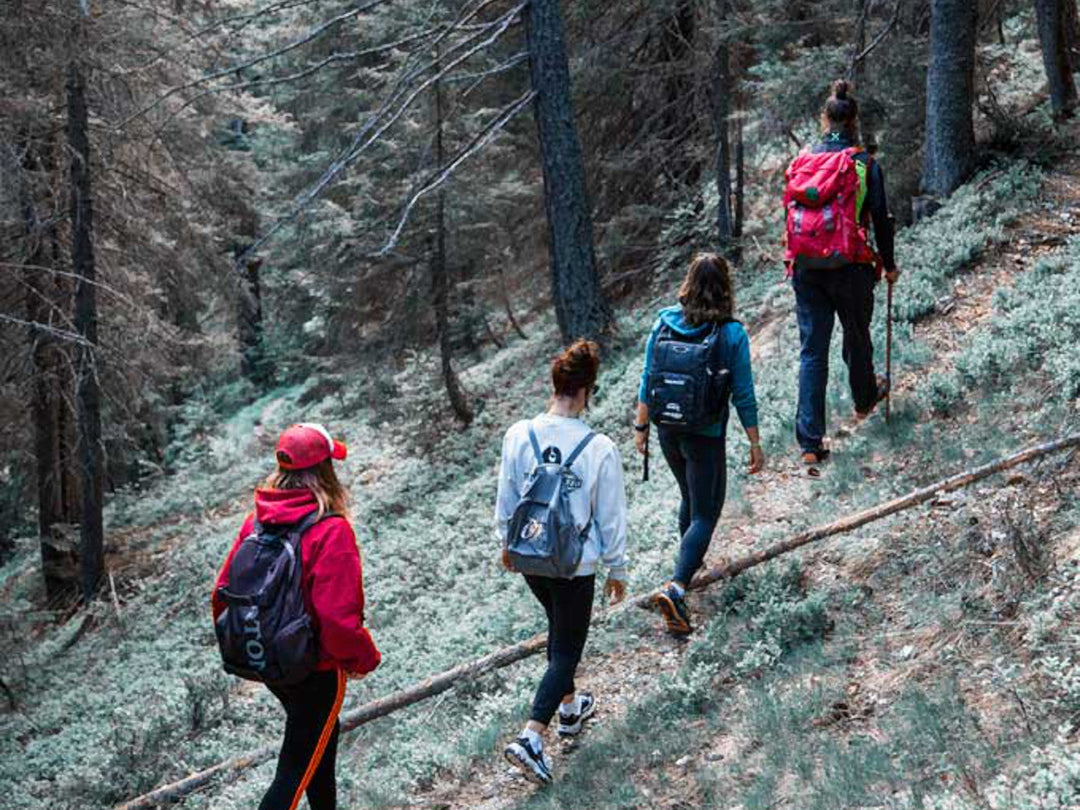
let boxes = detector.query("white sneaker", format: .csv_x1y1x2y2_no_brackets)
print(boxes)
557,692,596,737
505,736,553,784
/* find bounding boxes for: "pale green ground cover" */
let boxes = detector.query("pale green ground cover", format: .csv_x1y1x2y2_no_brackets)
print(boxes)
0,144,1074,810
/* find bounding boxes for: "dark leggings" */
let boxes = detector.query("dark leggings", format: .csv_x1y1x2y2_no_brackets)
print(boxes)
260,669,346,810
657,428,727,587
524,574,595,725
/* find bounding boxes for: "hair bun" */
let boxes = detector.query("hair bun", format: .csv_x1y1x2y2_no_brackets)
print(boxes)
832,79,849,100
551,339,601,398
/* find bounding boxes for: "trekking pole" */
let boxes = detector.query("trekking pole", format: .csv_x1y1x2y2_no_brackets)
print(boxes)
643,431,650,482
885,279,893,424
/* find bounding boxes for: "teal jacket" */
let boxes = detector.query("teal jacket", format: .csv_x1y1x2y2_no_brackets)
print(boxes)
638,306,759,438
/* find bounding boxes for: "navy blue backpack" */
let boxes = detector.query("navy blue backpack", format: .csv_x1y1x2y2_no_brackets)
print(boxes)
214,512,322,685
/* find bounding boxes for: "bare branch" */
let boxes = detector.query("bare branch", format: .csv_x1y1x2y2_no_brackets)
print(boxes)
847,0,901,79
380,88,535,254
117,0,393,128
235,1,527,269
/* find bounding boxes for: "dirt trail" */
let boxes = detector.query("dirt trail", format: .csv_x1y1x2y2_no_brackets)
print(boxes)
412,145,1080,809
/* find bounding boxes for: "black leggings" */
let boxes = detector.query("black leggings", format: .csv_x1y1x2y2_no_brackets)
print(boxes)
260,669,346,810
524,574,595,726
657,428,727,587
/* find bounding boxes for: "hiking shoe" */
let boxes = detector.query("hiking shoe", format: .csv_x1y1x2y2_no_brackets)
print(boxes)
505,736,553,785
801,447,831,466
557,692,596,737
654,584,692,635
855,375,890,420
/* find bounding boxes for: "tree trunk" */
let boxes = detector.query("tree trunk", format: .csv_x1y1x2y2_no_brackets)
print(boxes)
524,0,612,344
22,141,76,598
921,0,977,196
67,60,104,604
1065,0,1080,58
1034,0,1079,119
236,250,267,383
430,55,473,426
660,1,699,185
712,0,734,254
733,104,745,241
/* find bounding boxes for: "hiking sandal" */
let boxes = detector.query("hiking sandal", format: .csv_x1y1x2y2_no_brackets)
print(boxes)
854,375,891,420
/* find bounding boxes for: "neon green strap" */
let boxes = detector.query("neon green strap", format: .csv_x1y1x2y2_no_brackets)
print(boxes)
854,157,869,222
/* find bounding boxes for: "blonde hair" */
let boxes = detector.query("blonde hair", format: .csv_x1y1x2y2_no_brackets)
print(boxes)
260,458,351,521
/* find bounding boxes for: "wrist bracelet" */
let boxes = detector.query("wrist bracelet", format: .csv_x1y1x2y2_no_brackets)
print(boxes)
633,423,649,432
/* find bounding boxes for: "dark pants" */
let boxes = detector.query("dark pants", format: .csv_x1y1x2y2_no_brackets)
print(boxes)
524,573,595,725
260,669,346,810
657,428,727,587
792,264,881,452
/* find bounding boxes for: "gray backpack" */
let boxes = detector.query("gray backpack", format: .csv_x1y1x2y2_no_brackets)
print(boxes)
505,424,595,579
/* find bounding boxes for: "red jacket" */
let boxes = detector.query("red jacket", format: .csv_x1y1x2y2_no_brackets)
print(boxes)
211,488,381,676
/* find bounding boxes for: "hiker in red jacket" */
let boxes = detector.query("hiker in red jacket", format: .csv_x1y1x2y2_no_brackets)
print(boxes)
212,423,380,810
784,79,900,466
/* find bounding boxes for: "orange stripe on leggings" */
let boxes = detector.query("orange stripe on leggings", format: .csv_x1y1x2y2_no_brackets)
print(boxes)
287,670,346,810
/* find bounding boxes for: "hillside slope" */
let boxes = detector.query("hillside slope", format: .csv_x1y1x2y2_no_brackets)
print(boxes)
1,125,1078,810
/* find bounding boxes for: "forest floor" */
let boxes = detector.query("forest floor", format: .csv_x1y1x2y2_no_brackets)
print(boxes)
1,131,1078,810
410,138,1080,809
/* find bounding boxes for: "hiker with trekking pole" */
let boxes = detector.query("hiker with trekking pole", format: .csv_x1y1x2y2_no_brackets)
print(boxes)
495,340,629,784
634,253,763,636
783,79,899,469
211,423,381,810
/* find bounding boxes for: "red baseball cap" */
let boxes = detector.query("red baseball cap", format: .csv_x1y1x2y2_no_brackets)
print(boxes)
275,423,347,470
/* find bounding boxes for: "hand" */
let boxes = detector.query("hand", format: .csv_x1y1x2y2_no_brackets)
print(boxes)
634,426,649,455
344,670,368,681
501,548,515,572
748,443,765,474
604,578,626,605
885,267,901,285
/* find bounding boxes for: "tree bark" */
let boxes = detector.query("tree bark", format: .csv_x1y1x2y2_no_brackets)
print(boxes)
1034,0,1079,119
430,55,473,425
236,250,267,383
524,0,612,344
712,0,734,254
21,140,75,598
733,105,744,242
68,60,104,604
921,0,977,196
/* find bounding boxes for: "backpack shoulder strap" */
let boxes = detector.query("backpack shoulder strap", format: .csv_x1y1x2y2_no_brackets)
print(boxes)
285,509,325,550
562,432,596,470
526,422,544,465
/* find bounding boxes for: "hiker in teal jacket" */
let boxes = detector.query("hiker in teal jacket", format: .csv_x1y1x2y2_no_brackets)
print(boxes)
634,253,764,635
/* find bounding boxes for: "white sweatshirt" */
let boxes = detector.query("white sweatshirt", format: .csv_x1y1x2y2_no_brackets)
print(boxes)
495,413,629,581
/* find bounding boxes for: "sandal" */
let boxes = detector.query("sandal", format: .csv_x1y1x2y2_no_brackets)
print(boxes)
855,375,891,420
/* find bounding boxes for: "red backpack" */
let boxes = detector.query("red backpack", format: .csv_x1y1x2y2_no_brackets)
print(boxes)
783,146,879,272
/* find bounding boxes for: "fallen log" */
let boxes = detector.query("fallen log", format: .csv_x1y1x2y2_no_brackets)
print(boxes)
117,433,1079,809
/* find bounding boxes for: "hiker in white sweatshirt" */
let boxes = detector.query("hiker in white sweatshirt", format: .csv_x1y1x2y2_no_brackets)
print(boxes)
495,339,629,785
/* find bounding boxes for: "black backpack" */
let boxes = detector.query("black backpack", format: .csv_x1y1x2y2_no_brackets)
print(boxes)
646,321,732,432
214,511,323,685
505,425,595,579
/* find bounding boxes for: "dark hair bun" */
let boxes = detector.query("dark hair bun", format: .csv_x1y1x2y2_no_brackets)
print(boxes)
551,339,601,398
832,79,849,100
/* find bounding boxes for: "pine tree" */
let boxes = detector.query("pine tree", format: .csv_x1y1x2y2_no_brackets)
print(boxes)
524,0,612,344
1034,0,1079,119
922,0,976,196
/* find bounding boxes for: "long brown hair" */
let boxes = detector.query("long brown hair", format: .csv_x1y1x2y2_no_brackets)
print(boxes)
678,253,735,326
261,458,351,521
820,78,858,137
